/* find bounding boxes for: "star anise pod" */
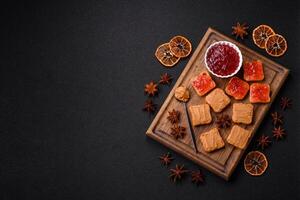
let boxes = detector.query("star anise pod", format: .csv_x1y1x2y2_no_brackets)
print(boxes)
169,164,189,182
216,114,231,129
272,126,286,140
167,109,180,124
159,152,173,166
271,112,283,126
257,135,271,150
159,73,172,85
144,81,158,96
280,97,292,110
143,99,156,113
232,22,249,39
191,170,204,185
170,124,186,139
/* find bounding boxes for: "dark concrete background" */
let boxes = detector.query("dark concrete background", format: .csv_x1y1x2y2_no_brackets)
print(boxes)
2,0,300,199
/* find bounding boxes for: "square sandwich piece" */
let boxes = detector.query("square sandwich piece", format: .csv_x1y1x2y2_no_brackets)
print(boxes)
192,71,216,96
189,104,212,126
250,83,270,103
199,128,225,152
225,77,249,100
232,103,254,124
243,60,264,81
205,88,231,112
227,125,251,149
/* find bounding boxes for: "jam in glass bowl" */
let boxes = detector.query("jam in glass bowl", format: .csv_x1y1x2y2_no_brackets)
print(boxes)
204,41,243,78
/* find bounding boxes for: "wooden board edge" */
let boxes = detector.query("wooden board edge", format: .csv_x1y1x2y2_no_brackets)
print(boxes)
145,27,290,181
209,27,290,73
146,130,229,180
225,68,289,179
146,28,214,136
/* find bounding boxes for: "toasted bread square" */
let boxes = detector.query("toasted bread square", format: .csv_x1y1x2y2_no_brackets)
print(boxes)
192,71,216,96
250,83,270,103
199,128,225,152
205,88,231,112
232,103,254,124
189,104,212,126
225,77,249,100
243,60,264,81
227,125,251,149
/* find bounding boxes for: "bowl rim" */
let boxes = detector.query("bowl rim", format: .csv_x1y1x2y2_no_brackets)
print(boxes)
204,41,243,78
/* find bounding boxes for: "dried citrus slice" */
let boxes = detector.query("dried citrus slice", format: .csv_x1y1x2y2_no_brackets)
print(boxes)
244,151,268,176
265,34,287,57
252,25,275,49
155,43,180,67
169,36,192,58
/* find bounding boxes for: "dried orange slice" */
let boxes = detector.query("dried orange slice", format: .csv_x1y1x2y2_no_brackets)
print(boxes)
244,151,268,176
252,25,275,49
169,36,192,58
155,43,180,67
265,34,287,57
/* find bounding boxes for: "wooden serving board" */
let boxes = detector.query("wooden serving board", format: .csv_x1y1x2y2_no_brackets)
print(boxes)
146,28,289,180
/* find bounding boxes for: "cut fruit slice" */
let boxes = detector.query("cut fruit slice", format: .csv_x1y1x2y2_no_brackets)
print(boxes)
225,77,249,100
169,36,192,58
244,151,268,176
155,43,180,67
192,71,216,96
252,25,275,49
250,83,270,103
243,60,264,81
265,34,287,57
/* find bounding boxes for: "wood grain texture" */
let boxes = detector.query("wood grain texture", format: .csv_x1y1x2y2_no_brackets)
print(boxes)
146,28,289,180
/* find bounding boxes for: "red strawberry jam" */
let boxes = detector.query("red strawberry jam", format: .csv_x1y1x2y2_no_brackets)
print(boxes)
250,83,270,103
225,77,249,100
206,43,240,76
243,60,264,81
192,71,216,96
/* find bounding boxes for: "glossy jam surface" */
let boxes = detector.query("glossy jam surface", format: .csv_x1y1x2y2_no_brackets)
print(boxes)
243,60,264,81
206,43,240,76
225,77,249,100
192,72,216,96
250,83,270,103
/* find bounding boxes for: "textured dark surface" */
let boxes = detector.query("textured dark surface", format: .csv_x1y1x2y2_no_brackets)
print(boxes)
2,1,300,199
